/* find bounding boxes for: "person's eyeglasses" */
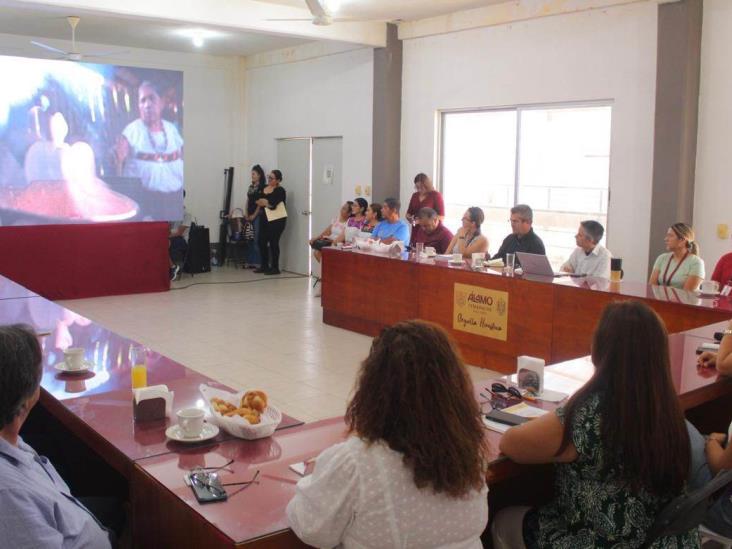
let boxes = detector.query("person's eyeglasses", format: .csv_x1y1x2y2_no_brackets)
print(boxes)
490,382,522,399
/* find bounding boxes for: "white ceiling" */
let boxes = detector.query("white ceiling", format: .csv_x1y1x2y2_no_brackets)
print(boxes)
0,0,513,57
259,0,512,21
0,0,309,57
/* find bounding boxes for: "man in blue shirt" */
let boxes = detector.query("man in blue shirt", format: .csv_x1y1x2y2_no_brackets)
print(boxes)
371,197,410,244
0,325,113,548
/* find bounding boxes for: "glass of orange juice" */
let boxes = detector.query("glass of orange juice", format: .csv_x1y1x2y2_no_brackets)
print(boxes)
130,345,148,389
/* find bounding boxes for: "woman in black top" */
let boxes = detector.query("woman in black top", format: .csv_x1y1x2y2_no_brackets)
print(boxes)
244,164,266,268
254,170,287,275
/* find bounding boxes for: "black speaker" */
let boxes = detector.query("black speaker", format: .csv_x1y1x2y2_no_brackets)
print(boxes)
184,224,211,273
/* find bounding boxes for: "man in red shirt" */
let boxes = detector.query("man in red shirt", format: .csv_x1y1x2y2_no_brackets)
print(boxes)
410,208,454,254
711,252,732,288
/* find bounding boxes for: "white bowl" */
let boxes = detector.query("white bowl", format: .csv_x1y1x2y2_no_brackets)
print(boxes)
199,384,282,440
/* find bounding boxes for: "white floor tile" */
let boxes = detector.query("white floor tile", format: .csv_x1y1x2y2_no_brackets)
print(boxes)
59,267,492,424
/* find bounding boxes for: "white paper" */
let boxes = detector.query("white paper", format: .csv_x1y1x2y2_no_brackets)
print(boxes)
289,462,309,476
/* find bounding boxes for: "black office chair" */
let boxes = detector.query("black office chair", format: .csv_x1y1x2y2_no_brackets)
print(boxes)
642,469,732,548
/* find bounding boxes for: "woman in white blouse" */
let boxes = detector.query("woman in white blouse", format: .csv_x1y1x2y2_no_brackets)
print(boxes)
309,201,353,264
286,320,489,549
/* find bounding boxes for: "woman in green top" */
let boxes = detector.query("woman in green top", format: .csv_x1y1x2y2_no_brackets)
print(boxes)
649,223,705,291
492,301,699,549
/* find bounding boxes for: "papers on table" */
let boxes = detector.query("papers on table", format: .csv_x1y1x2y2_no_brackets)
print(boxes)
486,258,504,268
482,402,548,433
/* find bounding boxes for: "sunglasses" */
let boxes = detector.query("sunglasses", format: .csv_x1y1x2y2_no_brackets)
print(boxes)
189,460,260,499
490,382,522,399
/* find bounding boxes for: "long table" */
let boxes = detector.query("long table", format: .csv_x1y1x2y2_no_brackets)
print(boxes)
322,248,732,372
0,279,307,547
2,272,731,548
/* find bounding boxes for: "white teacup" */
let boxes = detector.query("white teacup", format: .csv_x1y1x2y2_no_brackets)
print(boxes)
63,347,85,370
452,253,463,263
425,246,436,257
700,280,720,294
177,408,205,438
472,252,484,268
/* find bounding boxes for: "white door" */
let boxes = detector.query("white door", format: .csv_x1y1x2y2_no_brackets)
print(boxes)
277,138,311,275
311,137,345,273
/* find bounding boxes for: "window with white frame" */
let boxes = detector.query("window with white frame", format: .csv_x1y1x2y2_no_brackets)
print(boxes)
440,104,612,266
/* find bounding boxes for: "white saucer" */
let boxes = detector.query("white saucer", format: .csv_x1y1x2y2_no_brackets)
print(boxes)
54,360,93,375
165,423,219,443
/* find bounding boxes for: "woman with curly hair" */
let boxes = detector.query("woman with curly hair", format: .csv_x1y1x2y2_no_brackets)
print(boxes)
286,320,489,548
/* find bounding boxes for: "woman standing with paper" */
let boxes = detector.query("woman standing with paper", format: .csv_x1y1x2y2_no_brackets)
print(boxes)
254,170,287,275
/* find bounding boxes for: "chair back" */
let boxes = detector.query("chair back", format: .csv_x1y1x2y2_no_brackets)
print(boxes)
643,469,732,547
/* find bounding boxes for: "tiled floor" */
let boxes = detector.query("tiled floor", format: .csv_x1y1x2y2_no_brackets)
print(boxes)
58,267,500,423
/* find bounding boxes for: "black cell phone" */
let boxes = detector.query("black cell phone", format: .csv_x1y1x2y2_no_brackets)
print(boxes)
189,474,228,504
485,409,530,426
715,332,724,343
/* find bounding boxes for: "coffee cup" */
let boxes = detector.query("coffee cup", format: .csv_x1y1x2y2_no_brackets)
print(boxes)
425,246,436,256
452,253,463,263
63,347,85,370
701,280,720,294
177,408,205,438
472,252,484,268
610,258,623,282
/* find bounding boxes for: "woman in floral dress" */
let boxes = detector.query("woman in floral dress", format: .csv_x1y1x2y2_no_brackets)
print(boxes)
492,300,699,549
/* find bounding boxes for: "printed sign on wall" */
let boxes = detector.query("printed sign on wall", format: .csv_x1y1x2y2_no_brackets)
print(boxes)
453,283,509,341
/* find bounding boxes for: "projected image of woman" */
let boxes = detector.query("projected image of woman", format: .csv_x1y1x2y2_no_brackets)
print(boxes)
114,81,184,220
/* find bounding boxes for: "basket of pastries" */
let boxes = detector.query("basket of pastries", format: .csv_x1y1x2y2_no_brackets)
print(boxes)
199,385,282,440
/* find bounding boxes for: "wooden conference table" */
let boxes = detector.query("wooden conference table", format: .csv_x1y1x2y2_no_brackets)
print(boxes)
2,270,731,548
0,282,308,547
322,248,732,373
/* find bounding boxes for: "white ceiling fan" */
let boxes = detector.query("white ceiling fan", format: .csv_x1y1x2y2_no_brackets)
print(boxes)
31,16,128,61
266,0,368,26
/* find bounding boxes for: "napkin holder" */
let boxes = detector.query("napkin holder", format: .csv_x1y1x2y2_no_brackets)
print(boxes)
133,385,174,422
517,355,544,394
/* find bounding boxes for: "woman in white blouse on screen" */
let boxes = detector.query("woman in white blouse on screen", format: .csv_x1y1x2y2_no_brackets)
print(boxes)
286,320,489,549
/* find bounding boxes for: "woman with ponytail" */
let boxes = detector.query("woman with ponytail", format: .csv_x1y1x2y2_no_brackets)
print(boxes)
649,222,705,291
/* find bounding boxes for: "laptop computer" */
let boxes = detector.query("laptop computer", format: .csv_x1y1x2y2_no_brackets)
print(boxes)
516,252,576,278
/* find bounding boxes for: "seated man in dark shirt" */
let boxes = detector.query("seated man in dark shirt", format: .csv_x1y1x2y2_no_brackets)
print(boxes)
409,207,454,254
493,204,545,264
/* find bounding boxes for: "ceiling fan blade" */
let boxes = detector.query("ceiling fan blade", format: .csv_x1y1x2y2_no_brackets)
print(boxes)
31,40,69,55
305,0,327,18
265,18,314,21
84,50,129,58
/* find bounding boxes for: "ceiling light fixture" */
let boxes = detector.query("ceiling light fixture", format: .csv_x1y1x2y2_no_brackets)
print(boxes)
175,28,222,49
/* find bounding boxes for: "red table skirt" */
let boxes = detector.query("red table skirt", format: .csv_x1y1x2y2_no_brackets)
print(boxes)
0,222,169,299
